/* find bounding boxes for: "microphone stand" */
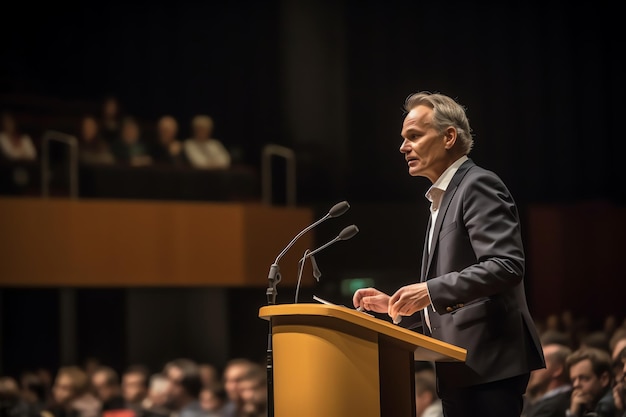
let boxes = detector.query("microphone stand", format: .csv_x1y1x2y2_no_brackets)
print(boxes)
263,201,351,417
265,265,280,417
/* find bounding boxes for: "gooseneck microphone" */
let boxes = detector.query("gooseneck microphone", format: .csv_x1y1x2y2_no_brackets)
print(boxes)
266,200,350,305
294,224,360,303
265,200,350,417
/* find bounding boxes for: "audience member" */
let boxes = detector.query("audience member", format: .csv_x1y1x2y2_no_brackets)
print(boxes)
0,112,37,161
47,366,100,417
110,117,152,167
612,347,626,417
236,363,267,417
565,347,616,417
0,376,41,417
121,365,150,411
197,366,218,392
150,116,186,166
162,358,206,417
198,385,225,417
414,367,443,417
34,369,53,407
610,328,626,362
82,359,101,383
77,115,115,165
19,372,48,416
183,115,230,170
603,315,619,338
90,366,125,412
220,359,256,417
99,96,123,144
140,374,169,417
524,343,572,417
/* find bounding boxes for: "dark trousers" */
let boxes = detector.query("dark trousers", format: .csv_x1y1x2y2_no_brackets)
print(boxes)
438,373,530,417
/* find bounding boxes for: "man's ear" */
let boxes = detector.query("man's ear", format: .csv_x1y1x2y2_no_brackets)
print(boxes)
443,127,457,150
553,364,563,379
600,371,611,388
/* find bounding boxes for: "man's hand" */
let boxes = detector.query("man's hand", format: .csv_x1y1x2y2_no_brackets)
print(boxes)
388,282,431,320
569,388,592,416
352,288,390,313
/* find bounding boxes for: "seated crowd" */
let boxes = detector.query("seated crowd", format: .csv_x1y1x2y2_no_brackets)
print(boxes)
2,312,625,417
0,96,231,170
0,357,266,417
522,312,626,417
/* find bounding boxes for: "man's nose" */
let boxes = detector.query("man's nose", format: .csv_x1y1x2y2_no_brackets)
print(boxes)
399,139,409,153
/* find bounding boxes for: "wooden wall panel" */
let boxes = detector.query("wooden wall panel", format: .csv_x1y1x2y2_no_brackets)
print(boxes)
0,198,313,287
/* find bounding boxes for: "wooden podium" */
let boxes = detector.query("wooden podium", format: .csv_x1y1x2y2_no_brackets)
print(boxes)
259,303,466,417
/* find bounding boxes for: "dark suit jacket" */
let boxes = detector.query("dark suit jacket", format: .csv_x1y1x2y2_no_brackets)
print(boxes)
524,388,571,417
403,159,545,389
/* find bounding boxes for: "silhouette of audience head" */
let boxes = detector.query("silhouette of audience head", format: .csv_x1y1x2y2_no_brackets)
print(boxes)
237,362,267,417
527,343,572,399
163,358,202,411
90,366,121,406
52,366,90,407
222,358,255,406
120,117,141,145
121,365,150,407
157,116,179,145
190,115,214,141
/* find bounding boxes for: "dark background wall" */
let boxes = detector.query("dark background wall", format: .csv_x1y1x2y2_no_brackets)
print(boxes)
1,1,625,378
3,1,624,204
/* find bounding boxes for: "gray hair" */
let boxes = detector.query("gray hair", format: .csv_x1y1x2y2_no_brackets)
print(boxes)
404,91,474,154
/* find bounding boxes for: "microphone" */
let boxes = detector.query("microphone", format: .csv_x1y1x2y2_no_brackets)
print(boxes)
266,201,350,305
304,224,359,259
294,224,359,303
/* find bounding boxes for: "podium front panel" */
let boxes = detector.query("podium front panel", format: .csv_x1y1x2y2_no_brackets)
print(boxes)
272,321,381,417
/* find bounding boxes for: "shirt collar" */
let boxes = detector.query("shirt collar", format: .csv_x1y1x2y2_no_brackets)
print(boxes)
425,155,468,206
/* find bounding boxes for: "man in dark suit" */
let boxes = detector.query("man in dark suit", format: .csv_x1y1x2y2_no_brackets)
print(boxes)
353,91,545,417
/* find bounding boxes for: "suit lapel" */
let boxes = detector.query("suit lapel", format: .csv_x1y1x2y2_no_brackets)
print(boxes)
423,159,475,279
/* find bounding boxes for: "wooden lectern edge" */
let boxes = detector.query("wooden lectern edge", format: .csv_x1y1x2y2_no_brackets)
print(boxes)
259,303,467,362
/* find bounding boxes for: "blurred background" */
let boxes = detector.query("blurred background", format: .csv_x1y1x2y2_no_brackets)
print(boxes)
1,0,625,411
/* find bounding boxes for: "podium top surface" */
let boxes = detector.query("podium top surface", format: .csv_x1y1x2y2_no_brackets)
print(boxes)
259,303,466,362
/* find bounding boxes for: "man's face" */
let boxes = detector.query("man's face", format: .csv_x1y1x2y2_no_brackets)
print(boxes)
199,388,222,412
399,105,451,183
122,373,147,404
223,364,249,402
238,378,265,414
52,374,74,405
569,359,610,407
158,119,177,143
165,366,185,409
91,372,115,402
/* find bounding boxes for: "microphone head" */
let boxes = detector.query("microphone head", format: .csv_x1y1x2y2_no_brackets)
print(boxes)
328,201,350,218
338,224,359,241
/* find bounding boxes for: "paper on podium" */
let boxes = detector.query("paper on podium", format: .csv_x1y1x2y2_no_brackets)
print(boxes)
313,295,374,317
